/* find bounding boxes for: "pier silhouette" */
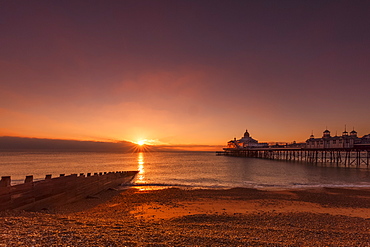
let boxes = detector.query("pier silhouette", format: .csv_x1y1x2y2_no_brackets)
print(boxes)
218,129,370,167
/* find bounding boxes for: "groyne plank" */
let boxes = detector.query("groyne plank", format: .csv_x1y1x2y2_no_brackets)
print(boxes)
0,171,138,211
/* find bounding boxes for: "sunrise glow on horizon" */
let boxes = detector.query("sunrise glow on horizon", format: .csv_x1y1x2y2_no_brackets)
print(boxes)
137,140,146,146
1,1,370,148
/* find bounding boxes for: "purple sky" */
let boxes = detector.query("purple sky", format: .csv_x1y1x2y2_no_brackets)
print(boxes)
1,0,370,147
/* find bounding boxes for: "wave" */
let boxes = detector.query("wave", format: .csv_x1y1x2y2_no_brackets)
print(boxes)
122,181,370,191
246,182,370,190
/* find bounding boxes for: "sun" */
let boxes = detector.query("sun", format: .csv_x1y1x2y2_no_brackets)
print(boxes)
131,139,151,153
137,140,146,146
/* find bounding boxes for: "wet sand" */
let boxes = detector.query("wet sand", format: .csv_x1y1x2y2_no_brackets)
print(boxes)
1,187,370,246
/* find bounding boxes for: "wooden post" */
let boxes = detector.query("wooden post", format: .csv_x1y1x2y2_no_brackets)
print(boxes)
0,176,11,187
357,151,360,167
24,175,33,183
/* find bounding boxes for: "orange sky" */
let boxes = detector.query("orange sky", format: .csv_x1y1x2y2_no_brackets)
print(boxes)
1,1,370,148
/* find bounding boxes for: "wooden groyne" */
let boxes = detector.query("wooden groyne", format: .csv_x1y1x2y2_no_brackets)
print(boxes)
217,147,370,167
0,171,138,211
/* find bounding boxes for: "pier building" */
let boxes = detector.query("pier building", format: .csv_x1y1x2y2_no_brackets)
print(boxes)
306,128,370,149
226,129,268,149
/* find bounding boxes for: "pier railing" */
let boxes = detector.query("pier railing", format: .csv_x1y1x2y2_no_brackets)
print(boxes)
0,171,138,211
217,147,370,167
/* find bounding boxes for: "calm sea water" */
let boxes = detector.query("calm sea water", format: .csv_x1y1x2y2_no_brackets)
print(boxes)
1,151,370,189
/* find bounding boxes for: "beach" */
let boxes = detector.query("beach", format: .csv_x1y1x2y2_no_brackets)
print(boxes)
1,187,370,246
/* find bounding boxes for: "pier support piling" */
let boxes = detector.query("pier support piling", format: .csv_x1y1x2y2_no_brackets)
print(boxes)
218,147,370,167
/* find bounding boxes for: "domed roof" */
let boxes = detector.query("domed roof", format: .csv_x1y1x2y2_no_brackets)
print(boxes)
243,129,250,138
323,129,330,133
350,130,357,133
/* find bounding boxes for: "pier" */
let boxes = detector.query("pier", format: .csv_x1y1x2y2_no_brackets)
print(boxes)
218,128,370,167
217,147,370,167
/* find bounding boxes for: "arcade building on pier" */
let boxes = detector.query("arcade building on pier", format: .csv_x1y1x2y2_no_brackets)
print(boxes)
305,128,370,149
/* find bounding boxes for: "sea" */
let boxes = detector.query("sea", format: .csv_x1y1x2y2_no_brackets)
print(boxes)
1,151,370,190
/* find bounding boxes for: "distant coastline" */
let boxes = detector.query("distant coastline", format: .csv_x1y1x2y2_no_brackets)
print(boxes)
0,136,135,152
0,136,221,152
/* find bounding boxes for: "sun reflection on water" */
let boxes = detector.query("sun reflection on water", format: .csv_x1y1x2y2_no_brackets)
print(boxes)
137,152,145,183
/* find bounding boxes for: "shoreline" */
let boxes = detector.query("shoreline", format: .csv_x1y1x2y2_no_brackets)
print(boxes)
2,186,370,245
130,183,370,192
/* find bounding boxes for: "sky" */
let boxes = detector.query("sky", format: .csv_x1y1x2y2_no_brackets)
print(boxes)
1,0,370,148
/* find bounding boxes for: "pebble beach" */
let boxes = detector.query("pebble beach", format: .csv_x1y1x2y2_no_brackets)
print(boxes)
1,187,370,246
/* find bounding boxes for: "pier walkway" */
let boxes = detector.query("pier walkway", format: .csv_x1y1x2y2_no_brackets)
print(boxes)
216,146,370,167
